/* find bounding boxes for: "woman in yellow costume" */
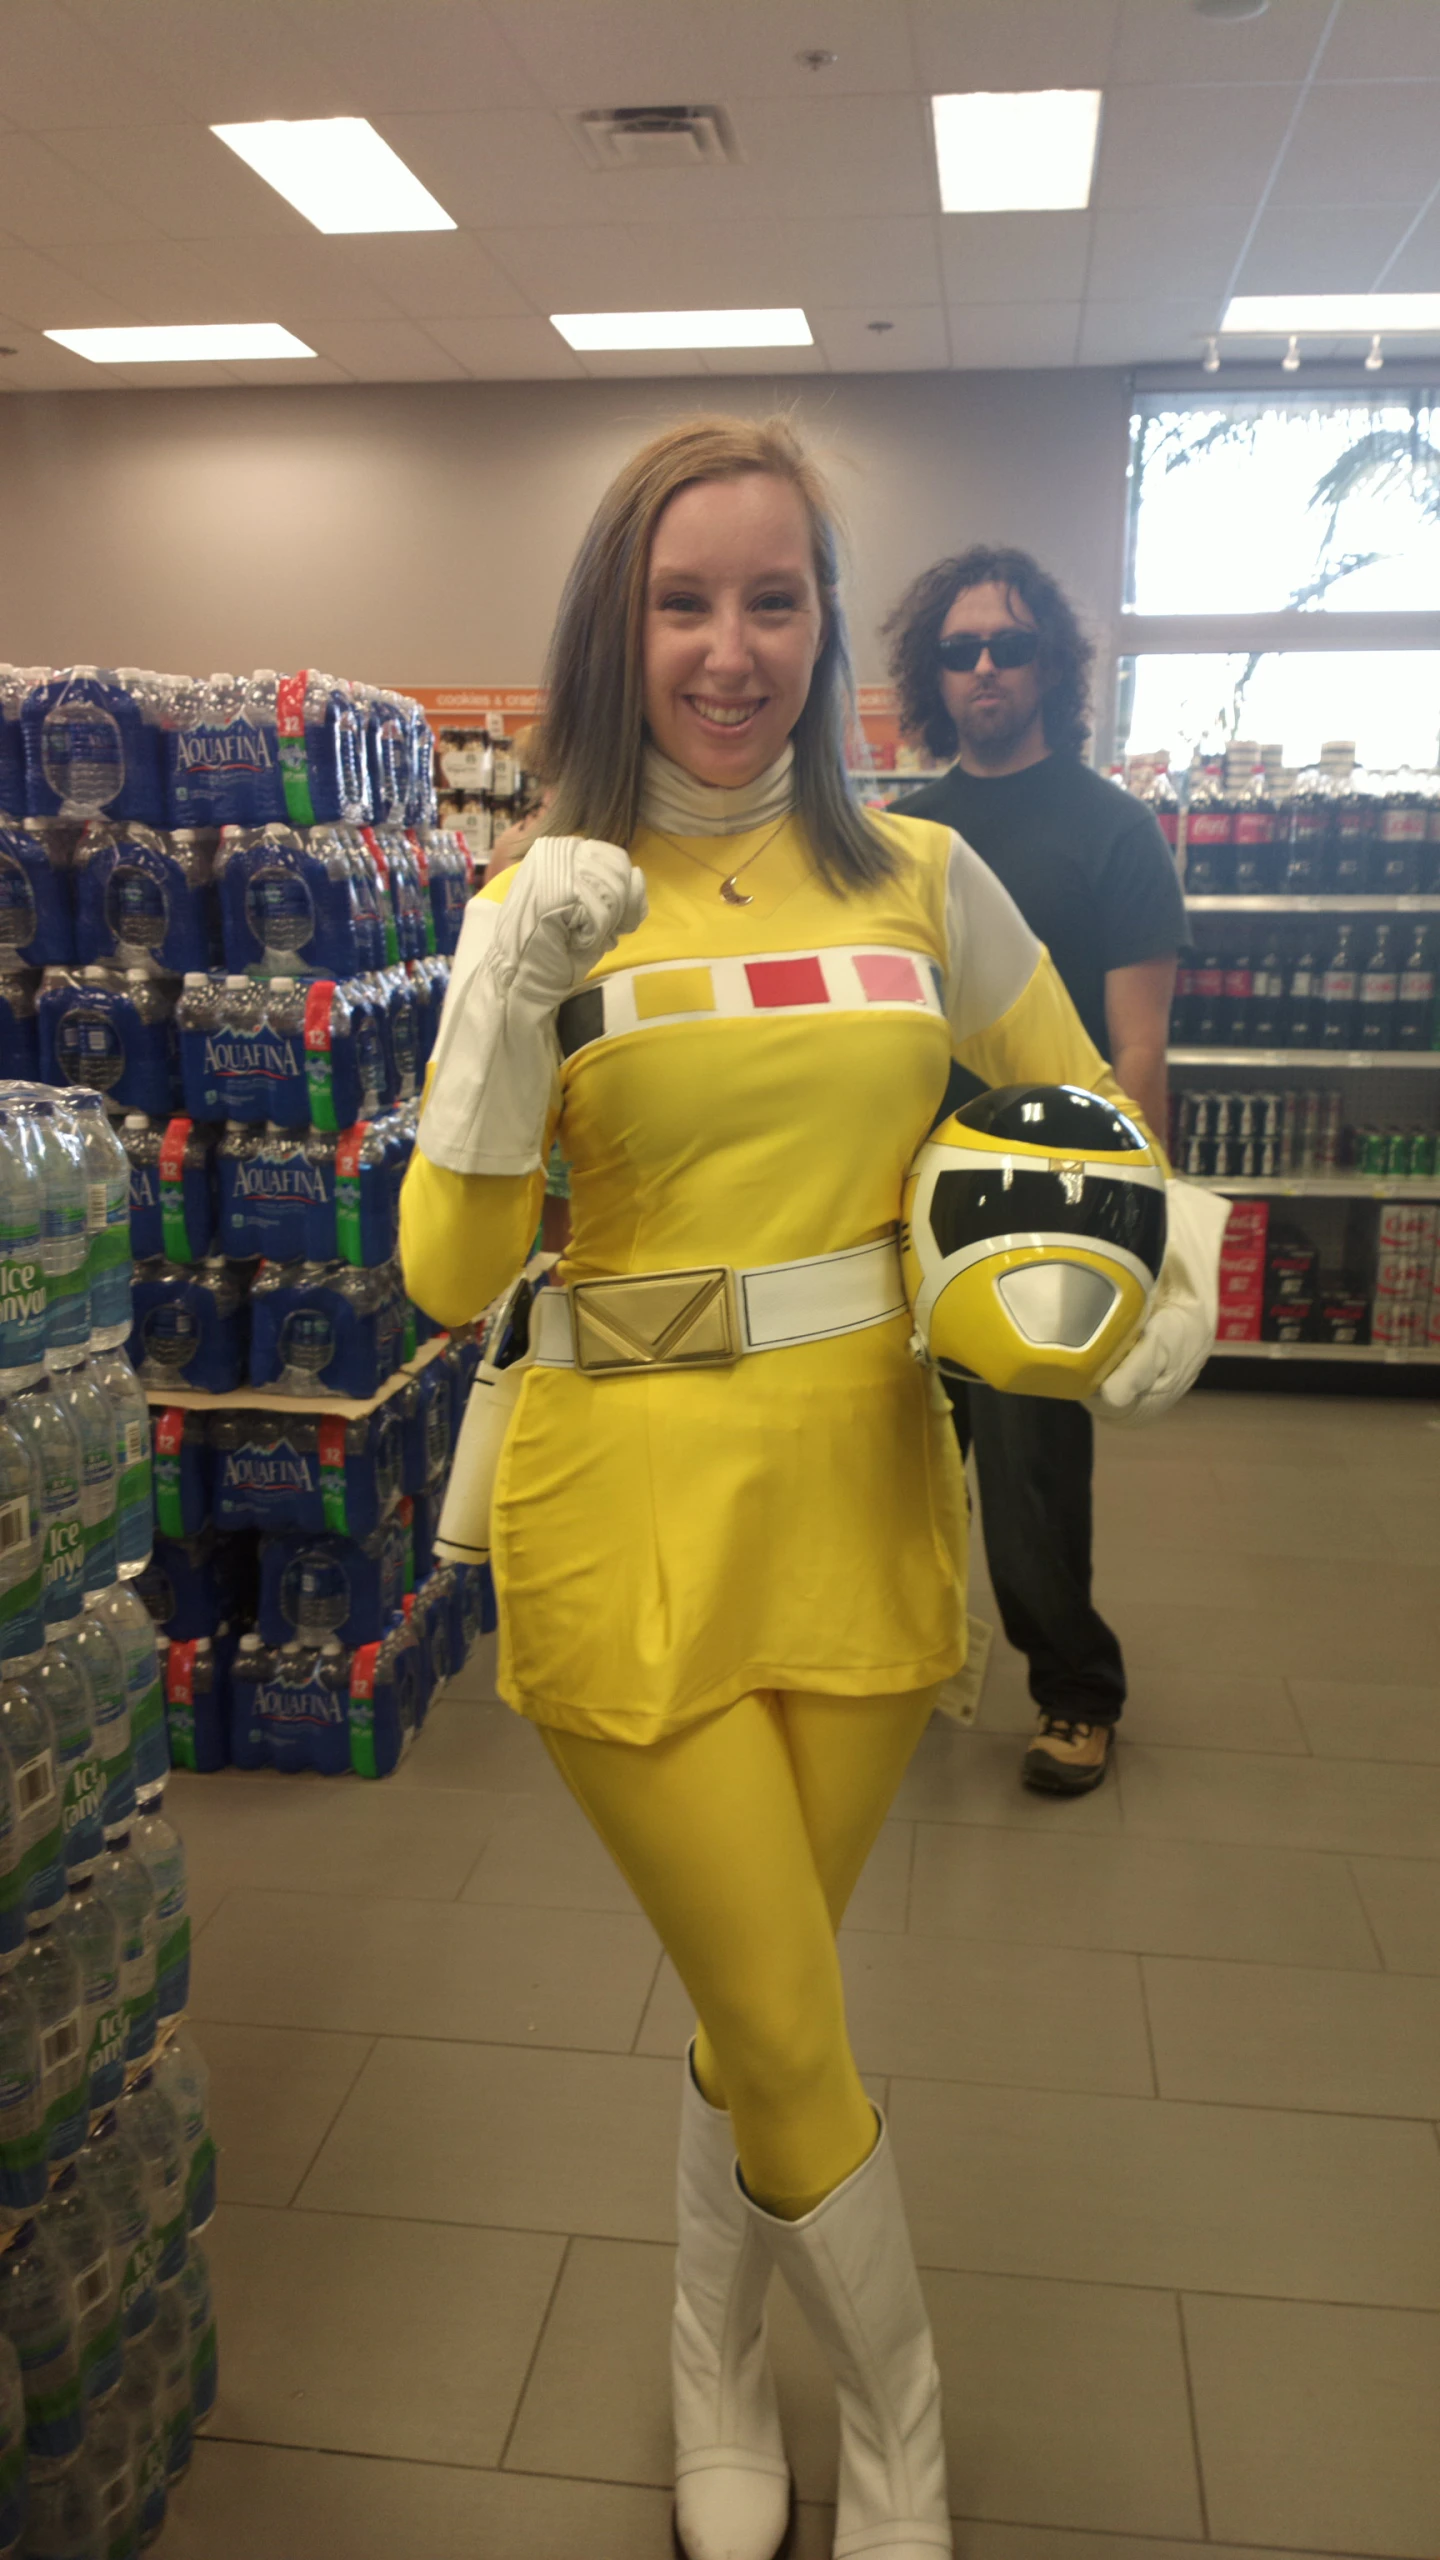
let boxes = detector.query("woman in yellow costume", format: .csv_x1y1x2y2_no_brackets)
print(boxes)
401,417,1213,2560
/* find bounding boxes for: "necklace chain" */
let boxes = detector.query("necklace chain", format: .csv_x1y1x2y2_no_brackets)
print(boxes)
647,814,790,905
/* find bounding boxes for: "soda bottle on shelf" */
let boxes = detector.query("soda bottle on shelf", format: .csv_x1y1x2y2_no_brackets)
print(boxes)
1231,764,1276,895
1250,944,1286,1048
1278,773,1332,893
1222,949,1254,1046
1319,922,1359,1048
1372,778,1427,894
1358,922,1400,1051
1191,949,1224,1047
1396,923,1437,1051
1181,760,1233,895
1328,786,1373,893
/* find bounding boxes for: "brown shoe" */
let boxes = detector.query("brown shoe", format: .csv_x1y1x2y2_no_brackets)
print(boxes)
1022,1715,1115,1796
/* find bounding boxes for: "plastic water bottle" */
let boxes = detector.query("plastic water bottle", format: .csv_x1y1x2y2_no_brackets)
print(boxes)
176,2243,216,2438
0,1407,44,1675
87,1353,151,1584
90,1831,156,2080
86,1591,166,1813
0,2220,85,2462
58,1095,131,1350
0,1741,24,1970
174,974,220,1123
33,1640,102,1887
0,1971,45,2221
82,2388,136,2558
128,1257,245,1397
149,2279,191,2488
61,1614,130,1842
259,980,309,1128
0,1676,62,1930
15,1909,85,2168
151,2032,214,2237
19,2446,104,2555
75,2116,155,2345
53,1370,116,1600
0,2331,24,2555
115,2338,166,2547
10,1392,83,1638
128,1811,187,2028
116,2079,186,2288
146,1410,207,1548
0,1111,47,1393
40,2167,123,2405
160,1637,224,1778
21,1101,89,1362
73,819,218,978
38,971,177,1123
54,1881,123,2122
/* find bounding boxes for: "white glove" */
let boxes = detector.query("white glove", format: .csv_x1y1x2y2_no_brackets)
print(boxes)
1092,1179,1231,1427
419,834,646,1176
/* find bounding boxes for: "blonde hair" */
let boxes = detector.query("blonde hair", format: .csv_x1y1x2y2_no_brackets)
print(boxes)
536,413,893,893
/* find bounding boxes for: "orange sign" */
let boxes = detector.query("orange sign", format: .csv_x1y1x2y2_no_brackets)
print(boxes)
407,685,545,729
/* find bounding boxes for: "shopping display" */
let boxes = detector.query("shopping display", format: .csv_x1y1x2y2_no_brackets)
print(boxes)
0,1076,218,2555
1214,1194,1440,1348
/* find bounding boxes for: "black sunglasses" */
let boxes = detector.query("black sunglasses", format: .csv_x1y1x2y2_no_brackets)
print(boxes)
937,629,1040,673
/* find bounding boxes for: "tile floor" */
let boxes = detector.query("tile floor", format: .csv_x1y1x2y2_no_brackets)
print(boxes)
159,1387,1440,2560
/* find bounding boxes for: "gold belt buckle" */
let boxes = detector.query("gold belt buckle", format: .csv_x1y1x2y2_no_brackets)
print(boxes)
569,1267,740,1374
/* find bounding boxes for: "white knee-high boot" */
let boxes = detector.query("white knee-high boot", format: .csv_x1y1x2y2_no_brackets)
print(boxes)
741,2117,952,2560
673,2045,795,2560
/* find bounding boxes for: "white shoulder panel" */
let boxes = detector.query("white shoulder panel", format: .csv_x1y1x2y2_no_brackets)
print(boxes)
942,829,1043,1045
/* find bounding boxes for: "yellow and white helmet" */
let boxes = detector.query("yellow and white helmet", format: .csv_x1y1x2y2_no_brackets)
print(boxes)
901,1084,1166,1399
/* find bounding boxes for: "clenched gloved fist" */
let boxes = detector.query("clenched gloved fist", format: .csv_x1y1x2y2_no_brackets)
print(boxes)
1092,1180,1231,1427
487,835,648,1012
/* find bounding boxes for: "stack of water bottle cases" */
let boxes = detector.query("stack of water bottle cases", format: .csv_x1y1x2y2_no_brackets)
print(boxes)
0,661,495,1794
0,1077,217,2555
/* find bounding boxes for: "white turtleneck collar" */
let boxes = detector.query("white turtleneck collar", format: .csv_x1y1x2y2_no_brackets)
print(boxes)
639,741,795,839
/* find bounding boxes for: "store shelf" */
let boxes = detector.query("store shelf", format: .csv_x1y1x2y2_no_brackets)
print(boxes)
141,1332,450,1420
1185,894,1440,914
1168,1047,1440,1069
1195,1176,1440,1199
1210,1339,1440,1365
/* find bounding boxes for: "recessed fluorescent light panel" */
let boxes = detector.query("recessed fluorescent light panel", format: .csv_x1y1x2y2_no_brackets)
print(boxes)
552,308,813,352
1223,293,1440,334
45,324,316,363
212,118,455,233
931,90,1102,213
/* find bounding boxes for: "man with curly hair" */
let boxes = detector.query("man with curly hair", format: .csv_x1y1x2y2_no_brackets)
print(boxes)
884,544,1187,1794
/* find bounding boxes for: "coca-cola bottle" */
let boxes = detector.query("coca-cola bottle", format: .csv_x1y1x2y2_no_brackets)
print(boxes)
1319,922,1359,1048
1223,949,1254,1045
1170,954,1197,1046
1192,949,1225,1047
1184,762,1234,895
1286,945,1318,1048
1143,761,1182,867
1279,775,1333,893
1372,781,1427,895
1232,765,1277,895
1396,924,1436,1050
1328,789,1373,893
1357,923,1399,1049
1251,944,1286,1047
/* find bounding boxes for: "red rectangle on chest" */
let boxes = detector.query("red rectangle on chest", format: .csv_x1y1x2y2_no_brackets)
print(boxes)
854,952,924,1004
745,956,829,1009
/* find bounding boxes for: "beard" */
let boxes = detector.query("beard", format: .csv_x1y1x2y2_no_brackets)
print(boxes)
953,691,1042,767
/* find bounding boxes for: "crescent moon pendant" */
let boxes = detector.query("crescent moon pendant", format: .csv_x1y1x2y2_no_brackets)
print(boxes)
720,876,754,906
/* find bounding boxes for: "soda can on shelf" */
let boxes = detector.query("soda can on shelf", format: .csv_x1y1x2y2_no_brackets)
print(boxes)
1236,1095,1257,1139
1407,1128,1437,1177
1188,1092,1216,1137
1256,1091,1283,1138
1358,1128,1386,1176
1384,1128,1412,1179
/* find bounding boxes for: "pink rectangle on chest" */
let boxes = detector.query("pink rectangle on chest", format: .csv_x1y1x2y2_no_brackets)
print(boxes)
854,953,925,1005
745,956,829,1009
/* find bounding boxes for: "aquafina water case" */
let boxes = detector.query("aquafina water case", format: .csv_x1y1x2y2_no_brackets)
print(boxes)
39,968,178,1119
128,1258,246,1395
0,978,39,1082
122,1114,217,1266
73,821,218,976
248,1260,397,1401
258,1524,402,1650
218,824,366,978
23,669,164,826
0,822,74,969
347,1616,422,1778
210,1404,400,1541
230,1635,350,1777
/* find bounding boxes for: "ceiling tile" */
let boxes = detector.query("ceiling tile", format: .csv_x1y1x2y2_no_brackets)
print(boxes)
61,0,340,122
0,321,116,390
485,218,791,312
0,0,191,126
304,2,544,113
1088,203,1252,301
0,131,159,246
733,95,937,220
186,236,404,323
907,0,1121,90
1270,81,1440,206
0,244,138,330
1111,0,1333,85
1236,202,1421,294
1319,0,1440,82
808,304,950,370
778,216,943,307
297,318,468,380
696,344,827,374
38,124,311,241
947,302,1081,367
1380,197,1440,291
488,0,919,104
424,313,585,377
376,111,640,229
97,358,241,389
1077,293,1221,362
345,232,533,321
572,348,719,377
210,355,353,386
1093,80,1299,208
56,239,277,324
940,213,1090,306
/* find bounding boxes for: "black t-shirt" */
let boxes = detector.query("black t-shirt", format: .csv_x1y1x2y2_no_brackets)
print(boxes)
893,755,1188,1060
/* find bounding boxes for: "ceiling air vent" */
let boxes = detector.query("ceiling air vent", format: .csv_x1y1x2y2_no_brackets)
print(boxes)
568,105,740,171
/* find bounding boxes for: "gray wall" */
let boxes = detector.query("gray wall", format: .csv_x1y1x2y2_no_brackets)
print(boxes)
0,367,1131,732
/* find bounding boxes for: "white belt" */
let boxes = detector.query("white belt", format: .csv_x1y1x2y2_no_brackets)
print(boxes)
532,1235,907,1373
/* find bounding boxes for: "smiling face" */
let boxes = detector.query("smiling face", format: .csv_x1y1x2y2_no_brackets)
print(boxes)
642,471,826,789
939,579,1052,776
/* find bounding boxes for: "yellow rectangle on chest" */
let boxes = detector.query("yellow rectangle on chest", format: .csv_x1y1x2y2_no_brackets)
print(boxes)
634,966,716,1020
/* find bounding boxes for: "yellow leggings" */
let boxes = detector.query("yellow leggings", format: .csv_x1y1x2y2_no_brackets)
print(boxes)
543,1685,938,2218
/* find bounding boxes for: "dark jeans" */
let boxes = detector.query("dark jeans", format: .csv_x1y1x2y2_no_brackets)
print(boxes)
948,1382,1126,1728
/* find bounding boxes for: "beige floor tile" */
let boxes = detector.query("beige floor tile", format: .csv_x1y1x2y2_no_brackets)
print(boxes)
187,1876,232,1938
839,1821,914,1933
888,2077,1440,2306
201,2022,373,2207
634,1955,701,2056
168,1765,502,1901
388,1696,556,1792
1118,1744,1440,1859
839,1931,1154,2094
298,2040,681,2240
1191,1461,1400,1559
1116,1594,1440,1686
890,1724,1123,1833
205,2202,563,2465
508,2238,1202,2536
162,2441,694,2560
192,1888,661,2050
1144,1955,1440,2116
1289,1677,1440,1763
909,1825,1377,1968
1183,2293,1440,2557
1119,1672,1309,1755
1350,1857,1440,1973
954,2532,1360,2560
461,1782,644,1913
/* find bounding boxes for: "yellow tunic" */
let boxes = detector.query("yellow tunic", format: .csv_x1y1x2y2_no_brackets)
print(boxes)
401,809,1147,1744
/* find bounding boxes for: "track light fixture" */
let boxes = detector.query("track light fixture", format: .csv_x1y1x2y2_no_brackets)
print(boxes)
1281,334,1301,372
1202,336,1220,373
1365,332,1384,372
